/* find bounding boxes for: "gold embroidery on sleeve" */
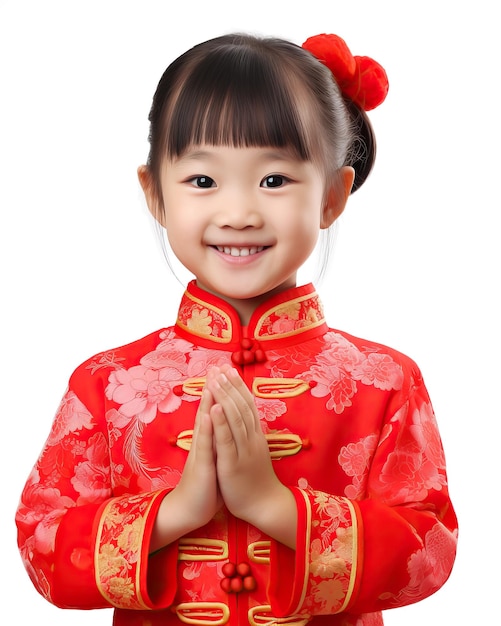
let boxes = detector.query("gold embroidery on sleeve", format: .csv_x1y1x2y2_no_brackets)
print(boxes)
95,493,163,609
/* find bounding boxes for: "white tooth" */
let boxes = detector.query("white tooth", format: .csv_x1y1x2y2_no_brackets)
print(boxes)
217,246,266,256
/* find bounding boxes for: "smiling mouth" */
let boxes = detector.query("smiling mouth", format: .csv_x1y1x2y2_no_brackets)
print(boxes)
215,246,267,257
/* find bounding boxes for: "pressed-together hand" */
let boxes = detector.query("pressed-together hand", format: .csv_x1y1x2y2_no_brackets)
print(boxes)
175,385,222,527
150,386,221,552
205,365,297,547
151,365,297,553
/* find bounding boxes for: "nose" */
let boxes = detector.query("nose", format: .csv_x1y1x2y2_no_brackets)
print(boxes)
213,187,264,230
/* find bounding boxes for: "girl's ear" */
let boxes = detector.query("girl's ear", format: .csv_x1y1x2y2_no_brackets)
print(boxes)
137,165,166,227
320,166,355,229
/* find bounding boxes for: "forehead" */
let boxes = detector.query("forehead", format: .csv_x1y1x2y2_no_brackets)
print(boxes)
161,55,323,165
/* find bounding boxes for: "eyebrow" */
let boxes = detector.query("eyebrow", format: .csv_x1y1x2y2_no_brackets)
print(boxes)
178,150,213,162
177,148,297,163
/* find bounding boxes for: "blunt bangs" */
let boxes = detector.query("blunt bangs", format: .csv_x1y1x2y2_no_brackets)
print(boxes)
163,44,312,161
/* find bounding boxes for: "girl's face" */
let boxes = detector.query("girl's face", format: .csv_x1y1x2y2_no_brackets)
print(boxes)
140,145,352,322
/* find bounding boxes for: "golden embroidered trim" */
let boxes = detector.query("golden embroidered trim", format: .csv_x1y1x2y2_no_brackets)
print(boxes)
254,292,325,341
178,538,229,561
95,493,162,609
338,497,358,613
294,490,312,615
177,292,233,343
253,377,310,399
175,602,230,625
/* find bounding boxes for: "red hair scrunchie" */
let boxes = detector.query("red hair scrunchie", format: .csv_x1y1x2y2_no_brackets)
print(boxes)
302,33,389,111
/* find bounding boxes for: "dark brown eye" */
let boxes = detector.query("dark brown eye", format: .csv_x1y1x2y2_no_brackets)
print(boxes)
261,175,285,188
192,176,215,188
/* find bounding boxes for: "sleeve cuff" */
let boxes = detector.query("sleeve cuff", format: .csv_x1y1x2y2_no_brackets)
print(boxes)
94,489,178,610
268,488,363,617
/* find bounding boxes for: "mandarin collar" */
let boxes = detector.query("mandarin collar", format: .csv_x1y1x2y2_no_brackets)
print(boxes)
175,280,328,351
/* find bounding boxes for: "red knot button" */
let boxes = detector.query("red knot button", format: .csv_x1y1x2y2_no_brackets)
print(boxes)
231,339,267,366
220,561,257,593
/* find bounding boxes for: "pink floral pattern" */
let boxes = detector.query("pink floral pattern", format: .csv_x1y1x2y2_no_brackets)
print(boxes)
387,523,458,605
16,389,103,556
374,402,447,505
338,434,379,499
102,330,232,477
256,397,287,425
45,390,95,446
299,332,403,414
106,365,183,423
17,468,75,556
71,432,111,504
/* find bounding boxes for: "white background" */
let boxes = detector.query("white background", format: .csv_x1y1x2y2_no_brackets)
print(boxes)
1,0,498,623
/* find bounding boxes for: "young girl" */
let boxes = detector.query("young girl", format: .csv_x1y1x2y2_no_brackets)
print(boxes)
15,32,457,626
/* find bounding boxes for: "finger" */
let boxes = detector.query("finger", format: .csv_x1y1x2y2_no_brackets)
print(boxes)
210,403,238,458
194,411,215,459
213,368,260,433
205,366,221,384
208,374,250,441
199,386,214,415
225,367,260,429
192,388,214,451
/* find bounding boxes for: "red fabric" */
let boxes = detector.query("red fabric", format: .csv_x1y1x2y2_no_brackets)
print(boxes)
52,502,109,608
15,281,457,625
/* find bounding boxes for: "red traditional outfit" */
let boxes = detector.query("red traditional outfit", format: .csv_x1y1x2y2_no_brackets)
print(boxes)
16,281,457,626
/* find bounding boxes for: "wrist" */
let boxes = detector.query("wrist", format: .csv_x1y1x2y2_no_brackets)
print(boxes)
241,483,297,549
150,487,207,554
